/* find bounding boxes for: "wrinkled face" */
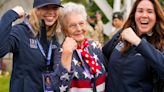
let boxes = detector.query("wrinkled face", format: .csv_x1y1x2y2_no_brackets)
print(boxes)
135,0,156,35
37,5,60,27
64,13,87,43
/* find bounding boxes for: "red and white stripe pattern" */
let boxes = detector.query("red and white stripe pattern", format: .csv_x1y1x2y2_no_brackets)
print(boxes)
70,74,106,92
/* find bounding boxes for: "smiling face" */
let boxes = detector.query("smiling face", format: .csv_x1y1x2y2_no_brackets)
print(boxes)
135,0,156,35
63,13,87,44
37,5,60,27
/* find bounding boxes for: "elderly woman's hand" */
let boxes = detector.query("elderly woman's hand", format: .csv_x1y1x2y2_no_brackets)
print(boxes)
62,37,77,53
61,37,77,72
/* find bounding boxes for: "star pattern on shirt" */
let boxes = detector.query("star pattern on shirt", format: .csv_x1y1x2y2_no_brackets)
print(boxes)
59,48,63,52
93,53,99,61
96,69,102,77
59,85,68,92
60,73,70,81
101,63,106,71
83,71,90,79
74,71,79,79
72,57,78,66
91,42,97,49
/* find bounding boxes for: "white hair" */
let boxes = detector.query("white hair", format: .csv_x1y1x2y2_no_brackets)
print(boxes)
59,2,87,29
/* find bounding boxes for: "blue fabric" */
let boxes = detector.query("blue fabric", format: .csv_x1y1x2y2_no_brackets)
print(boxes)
103,35,164,92
33,0,62,8
0,10,59,92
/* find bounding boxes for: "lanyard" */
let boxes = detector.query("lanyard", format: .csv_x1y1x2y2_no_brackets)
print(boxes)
37,40,52,65
24,17,52,65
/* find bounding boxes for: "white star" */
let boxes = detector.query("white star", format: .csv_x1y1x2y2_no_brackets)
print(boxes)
83,71,90,79
59,85,68,92
74,71,79,78
59,48,63,52
72,57,78,66
96,69,102,77
102,65,106,71
93,53,99,61
60,73,70,80
91,42,97,49
101,64,106,71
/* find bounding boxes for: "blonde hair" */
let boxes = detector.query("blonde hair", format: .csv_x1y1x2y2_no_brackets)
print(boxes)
28,8,60,39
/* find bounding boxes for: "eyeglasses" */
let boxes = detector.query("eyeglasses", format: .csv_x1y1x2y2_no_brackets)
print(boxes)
67,21,85,29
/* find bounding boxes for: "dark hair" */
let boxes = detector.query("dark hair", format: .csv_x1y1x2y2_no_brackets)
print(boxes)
121,0,164,53
112,12,123,20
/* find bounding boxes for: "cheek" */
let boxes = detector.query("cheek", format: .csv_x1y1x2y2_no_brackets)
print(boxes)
151,15,156,24
36,10,45,19
135,14,139,21
82,26,87,33
64,29,72,37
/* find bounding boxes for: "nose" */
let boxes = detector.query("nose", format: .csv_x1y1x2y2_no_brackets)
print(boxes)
76,24,82,30
142,11,148,17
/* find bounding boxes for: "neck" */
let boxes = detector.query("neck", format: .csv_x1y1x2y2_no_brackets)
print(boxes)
77,40,84,46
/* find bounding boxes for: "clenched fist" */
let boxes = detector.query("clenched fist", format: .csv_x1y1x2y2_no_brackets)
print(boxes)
12,6,25,18
121,27,141,46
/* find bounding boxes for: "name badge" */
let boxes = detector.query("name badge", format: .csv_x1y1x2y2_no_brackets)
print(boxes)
42,72,54,92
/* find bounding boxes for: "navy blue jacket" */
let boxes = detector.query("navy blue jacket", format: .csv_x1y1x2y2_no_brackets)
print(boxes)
0,10,59,92
103,33,164,92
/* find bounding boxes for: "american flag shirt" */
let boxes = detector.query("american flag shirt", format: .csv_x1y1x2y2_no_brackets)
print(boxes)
51,41,106,92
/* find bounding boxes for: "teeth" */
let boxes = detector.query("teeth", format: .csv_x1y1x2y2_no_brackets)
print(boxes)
141,19,149,23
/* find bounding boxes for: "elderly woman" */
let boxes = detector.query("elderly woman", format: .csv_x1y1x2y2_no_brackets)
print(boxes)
50,2,106,92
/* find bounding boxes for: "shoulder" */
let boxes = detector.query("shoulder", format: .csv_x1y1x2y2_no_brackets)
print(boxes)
10,23,29,38
1,10,19,23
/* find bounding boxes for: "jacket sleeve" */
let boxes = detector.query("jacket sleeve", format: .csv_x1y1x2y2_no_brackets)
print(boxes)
51,48,75,92
102,31,120,61
136,39,164,79
0,10,20,57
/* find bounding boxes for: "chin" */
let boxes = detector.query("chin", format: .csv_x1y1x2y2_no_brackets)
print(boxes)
140,30,150,34
45,22,55,26
75,37,85,42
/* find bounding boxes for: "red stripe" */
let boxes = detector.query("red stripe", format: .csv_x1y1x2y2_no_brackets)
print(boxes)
71,74,106,88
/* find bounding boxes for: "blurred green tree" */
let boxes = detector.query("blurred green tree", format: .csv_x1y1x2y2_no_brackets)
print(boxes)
62,0,113,23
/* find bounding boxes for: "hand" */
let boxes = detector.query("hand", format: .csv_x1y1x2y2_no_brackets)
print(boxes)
62,37,77,53
12,6,25,18
61,37,77,72
121,27,141,46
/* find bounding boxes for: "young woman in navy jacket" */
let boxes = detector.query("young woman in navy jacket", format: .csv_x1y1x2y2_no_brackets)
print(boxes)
103,0,164,92
0,0,63,92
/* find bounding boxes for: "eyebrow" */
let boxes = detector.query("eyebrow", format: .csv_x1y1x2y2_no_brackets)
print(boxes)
136,7,154,10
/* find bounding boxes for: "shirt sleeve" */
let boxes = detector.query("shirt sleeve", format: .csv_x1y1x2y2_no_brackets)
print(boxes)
0,10,20,57
51,48,75,92
136,38,164,79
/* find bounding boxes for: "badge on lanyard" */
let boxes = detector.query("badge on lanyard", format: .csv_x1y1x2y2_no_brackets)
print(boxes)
42,73,54,92
37,40,54,92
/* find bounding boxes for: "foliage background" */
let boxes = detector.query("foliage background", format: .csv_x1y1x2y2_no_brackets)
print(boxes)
62,0,164,23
